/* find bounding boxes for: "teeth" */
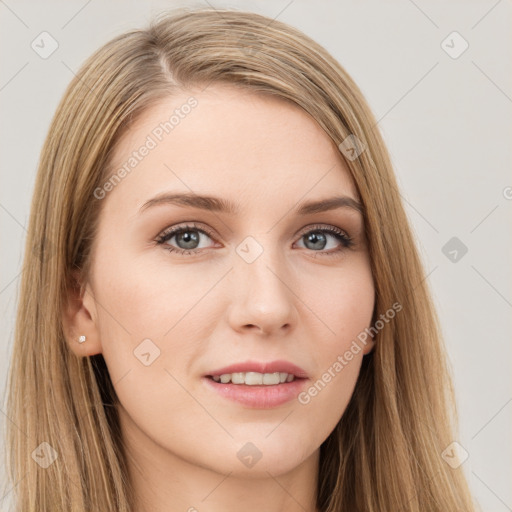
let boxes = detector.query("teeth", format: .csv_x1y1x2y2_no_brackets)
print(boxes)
211,371,296,385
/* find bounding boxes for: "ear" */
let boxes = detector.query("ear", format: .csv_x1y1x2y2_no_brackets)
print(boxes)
360,301,377,356
62,270,102,357
361,336,375,355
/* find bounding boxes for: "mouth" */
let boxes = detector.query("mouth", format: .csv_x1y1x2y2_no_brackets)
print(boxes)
202,372,309,408
202,360,309,407
205,371,305,385
204,360,309,383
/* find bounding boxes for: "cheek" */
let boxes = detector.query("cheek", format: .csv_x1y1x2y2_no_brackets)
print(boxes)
91,244,236,419
92,248,217,453
89,244,201,388
294,258,374,418
302,254,375,349
92,242,219,339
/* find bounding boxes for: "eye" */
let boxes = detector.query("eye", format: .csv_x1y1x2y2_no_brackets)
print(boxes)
155,222,354,257
294,224,354,257
155,222,217,255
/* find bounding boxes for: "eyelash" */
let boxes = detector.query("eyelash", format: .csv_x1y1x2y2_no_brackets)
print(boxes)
155,222,354,258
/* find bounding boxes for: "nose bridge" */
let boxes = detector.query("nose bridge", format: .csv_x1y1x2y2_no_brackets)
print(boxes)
228,232,296,332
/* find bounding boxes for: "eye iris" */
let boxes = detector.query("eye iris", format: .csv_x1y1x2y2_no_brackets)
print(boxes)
176,230,199,249
304,232,326,250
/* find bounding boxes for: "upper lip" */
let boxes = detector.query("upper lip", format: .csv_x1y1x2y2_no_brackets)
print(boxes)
205,360,309,379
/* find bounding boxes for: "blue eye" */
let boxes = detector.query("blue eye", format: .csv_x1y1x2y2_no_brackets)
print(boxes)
155,223,217,255
155,222,354,257
296,225,353,253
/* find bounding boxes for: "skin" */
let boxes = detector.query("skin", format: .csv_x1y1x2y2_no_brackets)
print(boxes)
63,84,375,512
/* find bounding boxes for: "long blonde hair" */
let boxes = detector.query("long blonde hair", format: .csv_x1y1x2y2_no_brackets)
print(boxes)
4,7,478,511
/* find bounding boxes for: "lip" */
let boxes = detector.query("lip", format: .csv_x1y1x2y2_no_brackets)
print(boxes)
202,375,309,408
205,359,309,379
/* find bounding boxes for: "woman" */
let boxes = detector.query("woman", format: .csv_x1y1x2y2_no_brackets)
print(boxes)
4,8,478,511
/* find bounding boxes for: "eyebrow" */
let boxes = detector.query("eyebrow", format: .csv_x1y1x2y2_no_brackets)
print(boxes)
139,192,364,216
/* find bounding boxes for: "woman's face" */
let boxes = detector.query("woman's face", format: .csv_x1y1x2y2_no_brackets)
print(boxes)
81,84,375,479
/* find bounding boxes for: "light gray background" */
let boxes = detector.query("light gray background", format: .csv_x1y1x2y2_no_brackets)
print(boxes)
1,1,511,511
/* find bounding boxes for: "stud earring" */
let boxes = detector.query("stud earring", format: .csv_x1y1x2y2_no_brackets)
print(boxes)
78,335,86,344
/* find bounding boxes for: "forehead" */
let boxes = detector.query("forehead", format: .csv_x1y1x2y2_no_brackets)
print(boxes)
104,84,358,212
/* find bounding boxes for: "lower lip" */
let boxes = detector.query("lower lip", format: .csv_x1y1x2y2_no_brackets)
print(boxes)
202,376,309,408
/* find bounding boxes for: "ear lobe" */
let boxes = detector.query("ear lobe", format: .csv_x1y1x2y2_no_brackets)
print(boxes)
62,270,102,357
362,337,375,355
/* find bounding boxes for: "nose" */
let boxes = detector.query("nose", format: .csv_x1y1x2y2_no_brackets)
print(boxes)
227,243,298,336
